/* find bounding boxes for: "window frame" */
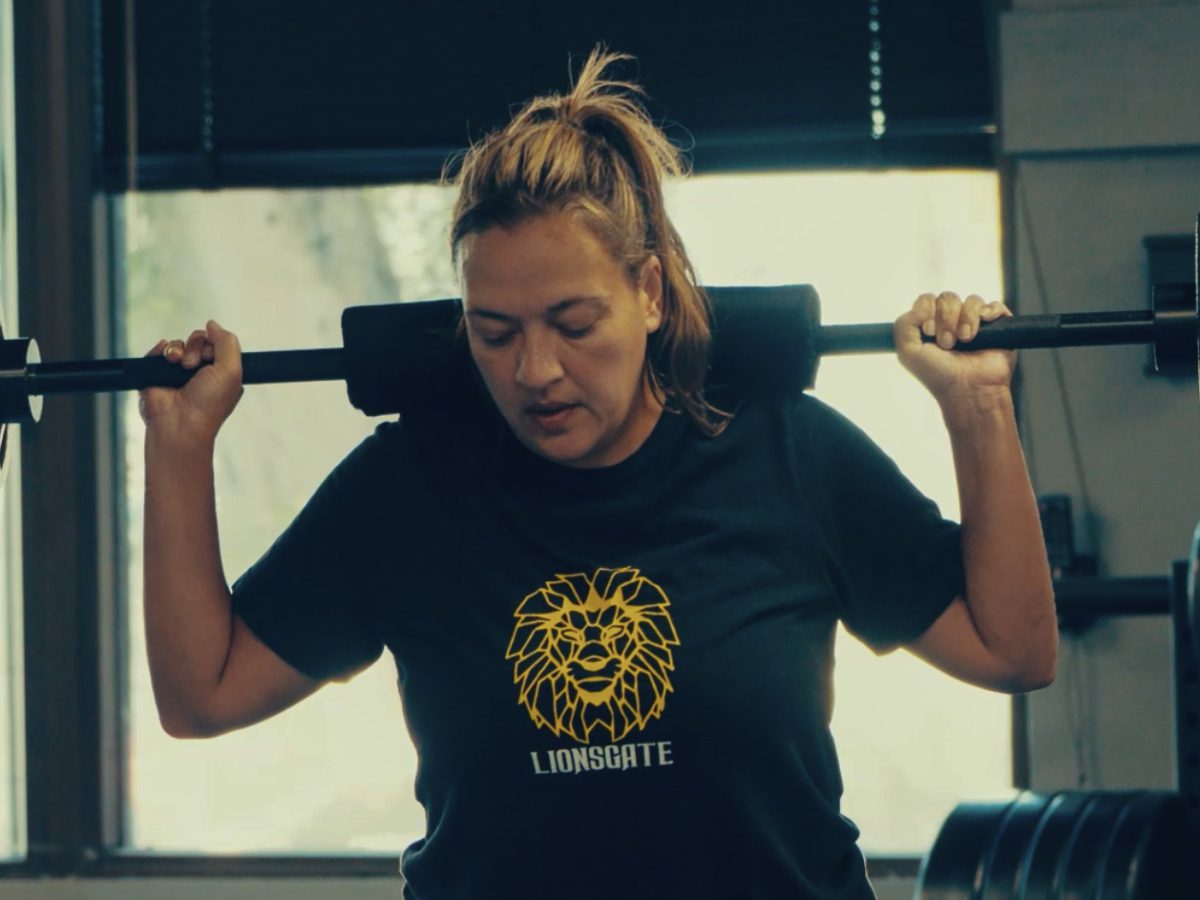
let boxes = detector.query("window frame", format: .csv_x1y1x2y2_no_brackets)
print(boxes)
2,0,1025,881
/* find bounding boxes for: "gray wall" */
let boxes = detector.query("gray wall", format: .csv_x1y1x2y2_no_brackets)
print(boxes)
1003,0,1200,792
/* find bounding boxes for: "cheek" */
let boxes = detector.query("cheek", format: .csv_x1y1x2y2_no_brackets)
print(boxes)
580,348,648,415
591,336,647,389
469,347,517,403
575,344,635,398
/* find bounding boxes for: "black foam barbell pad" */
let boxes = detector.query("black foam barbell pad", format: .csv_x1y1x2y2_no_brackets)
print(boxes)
705,284,822,397
340,284,822,418
342,296,466,418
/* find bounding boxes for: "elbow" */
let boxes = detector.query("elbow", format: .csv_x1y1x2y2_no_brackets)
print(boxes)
159,711,217,740
159,718,197,739
156,701,233,740
1002,639,1059,694
993,594,1060,694
1030,648,1059,691
1008,664,1056,694
1024,610,1060,691
150,671,238,739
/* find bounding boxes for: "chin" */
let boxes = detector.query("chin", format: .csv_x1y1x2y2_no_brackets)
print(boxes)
526,433,602,469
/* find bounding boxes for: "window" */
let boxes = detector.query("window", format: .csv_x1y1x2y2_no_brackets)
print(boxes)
666,171,1014,854
120,187,457,852
119,170,1011,858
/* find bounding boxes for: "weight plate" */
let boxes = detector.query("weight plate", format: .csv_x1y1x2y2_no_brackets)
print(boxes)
1100,791,1193,900
0,314,8,494
918,799,1013,899
0,419,7,496
1194,213,1200,672
0,319,39,426
1149,282,1196,376
1058,793,1134,900
980,792,1053,900
1018,791,1093,898
1190,522,1200,670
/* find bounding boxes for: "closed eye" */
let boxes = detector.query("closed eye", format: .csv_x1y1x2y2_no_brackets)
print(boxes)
557,323,595,340
477,331,516,347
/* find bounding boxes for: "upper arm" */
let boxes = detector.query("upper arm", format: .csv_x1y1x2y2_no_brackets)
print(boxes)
906,597,1051,694
172,614,324,738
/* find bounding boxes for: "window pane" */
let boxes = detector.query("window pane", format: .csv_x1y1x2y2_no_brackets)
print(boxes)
122,171,1012,856
0,0,25,859
0,443,21,860
666,170,1013,854
121,188,458,851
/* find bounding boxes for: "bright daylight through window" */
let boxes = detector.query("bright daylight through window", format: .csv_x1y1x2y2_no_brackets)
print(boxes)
120,170,1011,856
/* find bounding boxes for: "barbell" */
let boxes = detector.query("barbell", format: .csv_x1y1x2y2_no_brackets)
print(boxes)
2,280,1197,425
2,279,1195,493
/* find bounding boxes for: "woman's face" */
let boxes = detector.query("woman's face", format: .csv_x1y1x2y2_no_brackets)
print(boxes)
459,211,664,469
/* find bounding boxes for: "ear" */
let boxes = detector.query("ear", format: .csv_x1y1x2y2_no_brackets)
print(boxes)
638,255,664,334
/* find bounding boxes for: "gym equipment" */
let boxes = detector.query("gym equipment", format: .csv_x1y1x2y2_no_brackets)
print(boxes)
920,544,1200,899
917,789,1194,899
1052,555,1200,786
1,279,1196,426
0,314,40,491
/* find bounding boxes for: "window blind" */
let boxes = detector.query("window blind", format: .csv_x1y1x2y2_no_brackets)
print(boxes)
98,0,994,189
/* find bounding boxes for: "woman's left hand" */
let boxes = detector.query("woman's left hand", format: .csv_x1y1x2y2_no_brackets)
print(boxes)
893,291,1016,407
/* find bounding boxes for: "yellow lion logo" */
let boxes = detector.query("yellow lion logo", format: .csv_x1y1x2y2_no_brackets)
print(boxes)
505,567,680,745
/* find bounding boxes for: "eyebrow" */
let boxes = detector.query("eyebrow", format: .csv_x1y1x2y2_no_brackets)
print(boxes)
466,295,608,324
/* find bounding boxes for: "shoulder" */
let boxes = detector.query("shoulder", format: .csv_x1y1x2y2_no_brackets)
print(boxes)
694,392,851,456
341,418,407,471
718,392,871,453
783,393,880,458
746,393,910,500
322,417,430,502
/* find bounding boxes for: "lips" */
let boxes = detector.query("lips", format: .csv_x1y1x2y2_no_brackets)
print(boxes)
526,401,579,429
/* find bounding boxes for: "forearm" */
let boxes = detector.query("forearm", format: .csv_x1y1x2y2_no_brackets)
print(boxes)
943,388,1057,686
143,427,235,733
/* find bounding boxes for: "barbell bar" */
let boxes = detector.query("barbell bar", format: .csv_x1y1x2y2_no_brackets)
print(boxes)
2,280,1197,431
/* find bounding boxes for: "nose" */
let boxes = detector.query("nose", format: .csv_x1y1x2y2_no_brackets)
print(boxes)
515,331,564,390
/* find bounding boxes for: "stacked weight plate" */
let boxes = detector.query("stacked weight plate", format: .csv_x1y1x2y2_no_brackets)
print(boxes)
917,790,1194,899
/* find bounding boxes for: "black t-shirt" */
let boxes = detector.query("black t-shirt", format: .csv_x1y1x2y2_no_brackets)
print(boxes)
231,391,965,900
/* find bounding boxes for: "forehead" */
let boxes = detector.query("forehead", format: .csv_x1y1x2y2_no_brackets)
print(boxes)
459,212,625,314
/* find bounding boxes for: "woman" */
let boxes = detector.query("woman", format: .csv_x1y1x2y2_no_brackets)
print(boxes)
140,49,1056,899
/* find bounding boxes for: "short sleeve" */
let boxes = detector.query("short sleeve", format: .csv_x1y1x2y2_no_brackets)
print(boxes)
794,395,966,654
230,422,400,681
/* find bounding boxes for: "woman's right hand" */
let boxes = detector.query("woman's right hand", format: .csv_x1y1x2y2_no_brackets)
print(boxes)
138,320,244,443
